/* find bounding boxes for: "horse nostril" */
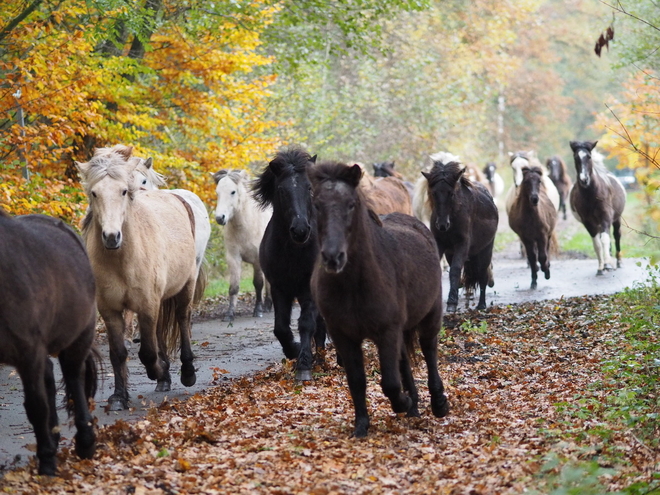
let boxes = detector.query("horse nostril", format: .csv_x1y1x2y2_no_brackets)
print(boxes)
216,215,226,225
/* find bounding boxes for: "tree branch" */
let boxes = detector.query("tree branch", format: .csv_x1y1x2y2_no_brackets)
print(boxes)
0,0,43,44
600,0,660,33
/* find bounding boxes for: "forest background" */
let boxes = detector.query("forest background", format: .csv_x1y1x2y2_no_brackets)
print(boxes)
0,0,658,239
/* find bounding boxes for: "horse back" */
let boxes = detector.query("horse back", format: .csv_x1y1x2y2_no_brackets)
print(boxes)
0,214,96,363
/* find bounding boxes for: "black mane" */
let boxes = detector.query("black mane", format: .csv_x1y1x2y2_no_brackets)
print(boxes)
252,146,315,209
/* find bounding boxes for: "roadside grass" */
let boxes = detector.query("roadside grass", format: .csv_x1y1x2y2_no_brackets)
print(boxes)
529,264,660,494
204,275,255,299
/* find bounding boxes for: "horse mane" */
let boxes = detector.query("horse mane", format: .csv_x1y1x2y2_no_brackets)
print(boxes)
510,150,543,169
590,150,611,181
425,160,472,189
77,145,139,197
136,157,167,188
252,146,315,209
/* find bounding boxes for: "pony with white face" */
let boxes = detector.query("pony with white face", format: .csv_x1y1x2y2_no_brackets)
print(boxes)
505,151,560,215
133,158,210,278
77,145,199,411
569,140,626,275
212,169,272,321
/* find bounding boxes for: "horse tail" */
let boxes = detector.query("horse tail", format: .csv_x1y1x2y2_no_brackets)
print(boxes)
160,297,180,357
461,259,480,292
193,261,208,306
412,176,432,227
549,230,559,257
65,345,102,417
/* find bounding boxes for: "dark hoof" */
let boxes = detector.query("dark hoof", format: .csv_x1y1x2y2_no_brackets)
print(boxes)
406,407,421,418
446,303,457,313
544,270,550,280
155,380,171,392
283,342,301,360
295,369,313,381
432,394,449,418
222,312,235,322
617,260,622,268
253,309,264,318
351,421,369,438
108,395,128,411
596,269,604,276
38,458,57,476
531,281,538,289
392,396,413,414
264,298,273,312
181,369,196,387
476,302,486,311
75,436,96,459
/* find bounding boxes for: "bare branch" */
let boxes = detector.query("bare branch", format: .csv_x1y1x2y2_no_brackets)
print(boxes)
600,0,660,33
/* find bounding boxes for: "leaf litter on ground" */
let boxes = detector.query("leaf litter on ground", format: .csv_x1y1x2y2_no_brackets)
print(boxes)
0,295,657,494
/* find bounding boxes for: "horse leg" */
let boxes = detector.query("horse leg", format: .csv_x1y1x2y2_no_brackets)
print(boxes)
18,356,58,475
264,279,273,312
538,236,551,280
333,337,369,437
524,239,539,289
44,358,60,447
58,338,97,460
613,219,622,268
601,230,614,271
102,310,130,410
446,252,463,313
224,251,241,322
136,309,170,392
418,312,449,417
476,244,495,310
252,262,265,318
271,287,299,359
295,297,318,381
399,348,420,417
377,334,413,415
174,284,197,387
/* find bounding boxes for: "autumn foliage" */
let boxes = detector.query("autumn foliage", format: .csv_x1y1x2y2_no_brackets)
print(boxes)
0,0,282,224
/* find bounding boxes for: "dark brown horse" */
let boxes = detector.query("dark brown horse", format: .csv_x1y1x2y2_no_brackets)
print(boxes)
309,161,448,438
423,160,498,312
545,155,573,220
569,140,626,275
508,166,558,289
0,208,99,475
253,146,326,381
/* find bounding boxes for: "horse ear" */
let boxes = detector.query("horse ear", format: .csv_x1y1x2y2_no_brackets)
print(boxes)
310,155,317,164
238,169,249,180
345,164,363,187
113,145,134,161
75,160,88,177
569,141,578,152
421,171,431,181
143,157,153,170
587,141,598,151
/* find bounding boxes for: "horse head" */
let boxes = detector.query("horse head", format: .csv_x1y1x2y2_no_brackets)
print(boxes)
483,162,497,182
212,169,248,225
309,161,363,274
372,161,399,178
254,146,317,245
76,145,140,250
570,140,598,188
132,156,166,191
422,160,465,233
521,166,544,206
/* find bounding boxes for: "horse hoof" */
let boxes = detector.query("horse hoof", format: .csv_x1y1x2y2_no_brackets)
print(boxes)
432,394,449,418
253,309,264,318
295,369,313,381
155,380,171,392
617,260,622,268
406,407,421,418
75,436,96,460
596,269,604,276
38,458,57,476
283,342,301,360
446,303,457,313
530,281,537,289
108,396,128,411
181,371,196,387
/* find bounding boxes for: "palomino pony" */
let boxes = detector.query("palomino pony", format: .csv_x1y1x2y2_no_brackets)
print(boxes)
507,166,558,289
545,155,573,220
309,161,448,438
569,140,626,275
253,146,326,381
132,155,210,277
212,169,272,321
78,146,199,410
0,208,99,475
482,161,505,203
423,159,499,312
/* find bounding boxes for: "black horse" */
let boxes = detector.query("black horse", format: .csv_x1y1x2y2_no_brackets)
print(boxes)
569,140,626,275
545,155,573,220
309,161,448,438
423,160,498,312
253,146,326,381
0,208,99,475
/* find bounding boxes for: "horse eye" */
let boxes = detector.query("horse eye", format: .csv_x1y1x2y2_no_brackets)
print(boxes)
231,191,236,195
122,189,128,196
142,179,147,186
91,191,97,198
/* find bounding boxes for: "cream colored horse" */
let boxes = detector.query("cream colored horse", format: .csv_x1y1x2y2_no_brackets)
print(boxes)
212,169,272,321
77,145,199,411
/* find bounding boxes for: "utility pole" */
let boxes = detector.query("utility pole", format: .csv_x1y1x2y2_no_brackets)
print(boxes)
497,94,505,165
13,88,30,182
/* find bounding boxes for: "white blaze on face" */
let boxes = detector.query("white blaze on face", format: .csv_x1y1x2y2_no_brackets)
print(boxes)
511,156,528,186
578,150,590,183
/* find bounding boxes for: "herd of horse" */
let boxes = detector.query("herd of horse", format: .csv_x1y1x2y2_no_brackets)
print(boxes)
0,140,627,472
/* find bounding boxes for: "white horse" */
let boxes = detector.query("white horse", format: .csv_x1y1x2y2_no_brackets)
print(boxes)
133,157,210,282
505,151,560,215
212,169,272,321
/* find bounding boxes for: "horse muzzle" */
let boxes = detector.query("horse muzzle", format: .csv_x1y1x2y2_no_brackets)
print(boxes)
435,219,451,232
321,249,347,274
102,231,122,250
215,214,227,226
290,220,311,244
